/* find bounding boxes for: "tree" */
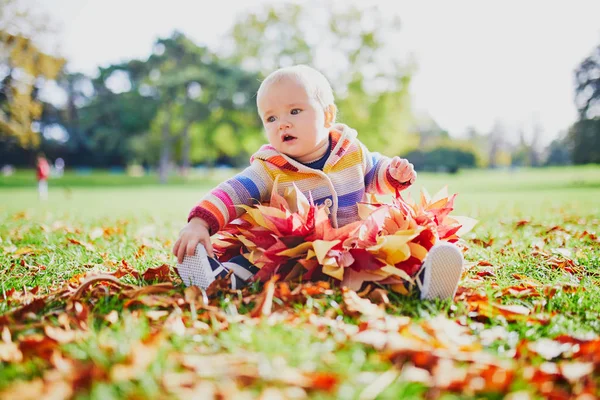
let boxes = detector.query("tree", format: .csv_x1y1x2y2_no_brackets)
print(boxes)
567,118,600,164
569,42,600,165
574,44,600,119
143,32,262,182
224,0,417,156
544,131,571,166
0,0,65,148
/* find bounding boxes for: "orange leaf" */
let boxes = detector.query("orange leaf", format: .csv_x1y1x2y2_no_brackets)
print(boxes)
306,371,339,392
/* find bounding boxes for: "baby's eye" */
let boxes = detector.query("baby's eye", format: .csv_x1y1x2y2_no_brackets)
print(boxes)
266,116,276,123
291,108,302,115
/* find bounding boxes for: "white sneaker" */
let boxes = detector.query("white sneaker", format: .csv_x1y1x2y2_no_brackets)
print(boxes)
176,243,230,289
417,242,464,300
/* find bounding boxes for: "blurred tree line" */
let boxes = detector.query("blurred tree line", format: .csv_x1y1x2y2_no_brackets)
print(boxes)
1,0,599,179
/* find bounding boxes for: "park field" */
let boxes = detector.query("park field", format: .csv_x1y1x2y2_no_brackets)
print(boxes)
1,166,599,399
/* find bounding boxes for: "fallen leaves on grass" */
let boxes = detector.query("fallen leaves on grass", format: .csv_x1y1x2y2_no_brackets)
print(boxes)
2,265,599,399
1,213,598,399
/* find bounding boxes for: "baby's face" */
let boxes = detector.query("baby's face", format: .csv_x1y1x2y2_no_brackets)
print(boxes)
257,78,329,160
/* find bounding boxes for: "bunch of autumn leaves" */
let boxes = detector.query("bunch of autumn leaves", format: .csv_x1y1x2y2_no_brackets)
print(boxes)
213,181,476,294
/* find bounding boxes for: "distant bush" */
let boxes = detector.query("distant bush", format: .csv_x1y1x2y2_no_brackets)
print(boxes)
403,146,479,173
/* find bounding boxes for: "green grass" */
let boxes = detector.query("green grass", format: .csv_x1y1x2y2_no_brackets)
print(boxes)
1,166,599,399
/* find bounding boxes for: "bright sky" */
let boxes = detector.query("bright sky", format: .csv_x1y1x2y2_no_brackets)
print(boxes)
32,0,600,144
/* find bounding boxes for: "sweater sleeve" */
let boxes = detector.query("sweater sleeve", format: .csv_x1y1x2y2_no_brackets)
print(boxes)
359,141,412,195
188,161,273,234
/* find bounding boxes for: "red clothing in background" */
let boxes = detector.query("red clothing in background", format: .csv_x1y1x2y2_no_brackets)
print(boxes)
36,159,50,181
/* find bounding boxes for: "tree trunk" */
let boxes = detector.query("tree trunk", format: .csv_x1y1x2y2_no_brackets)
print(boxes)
180,121,192,176
159,118,171,184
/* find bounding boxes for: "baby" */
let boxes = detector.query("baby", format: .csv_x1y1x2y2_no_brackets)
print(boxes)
173,65,463,300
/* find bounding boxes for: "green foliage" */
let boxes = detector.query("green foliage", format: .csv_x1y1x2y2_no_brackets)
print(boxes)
544,135,571,166
403,146,478,173
567,118,600,164
226,0,416,156
0,31,65,148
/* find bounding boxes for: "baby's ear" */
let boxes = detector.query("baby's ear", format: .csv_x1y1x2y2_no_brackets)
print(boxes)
324,104,337,127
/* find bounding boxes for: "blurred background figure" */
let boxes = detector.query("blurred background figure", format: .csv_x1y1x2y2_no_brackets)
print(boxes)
36,154,50,200
54,157,65,177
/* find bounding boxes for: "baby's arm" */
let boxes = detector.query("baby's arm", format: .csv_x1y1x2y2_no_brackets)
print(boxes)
360,142,416,195
173,162,273,262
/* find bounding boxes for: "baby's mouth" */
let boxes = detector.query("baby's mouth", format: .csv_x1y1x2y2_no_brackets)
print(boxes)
282,134,297,142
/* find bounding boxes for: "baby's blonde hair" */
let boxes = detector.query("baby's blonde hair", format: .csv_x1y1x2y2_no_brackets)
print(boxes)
257,65,336,117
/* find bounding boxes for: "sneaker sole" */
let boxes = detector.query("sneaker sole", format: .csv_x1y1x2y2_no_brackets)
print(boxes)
420,242,464,300
176,243,226,289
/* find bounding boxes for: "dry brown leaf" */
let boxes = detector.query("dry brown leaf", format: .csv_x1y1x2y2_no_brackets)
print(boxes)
368,288,390,305
250,275,278,318
342,288,385,318
110,259,140,279
476,268,496,278
70,274,127,300
11,247,36,258
471,238,495,248
10,297,47,321
19,335,58,360
121,282,175,298
67,238,96,252
141,264,172,282
44,326,79,344
184,286,209,307
477,260,494,267
110,333,161,381
0,327,23,362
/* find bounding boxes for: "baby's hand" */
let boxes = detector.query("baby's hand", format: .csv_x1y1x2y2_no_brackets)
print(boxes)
172,218,214,263
389,157,416,185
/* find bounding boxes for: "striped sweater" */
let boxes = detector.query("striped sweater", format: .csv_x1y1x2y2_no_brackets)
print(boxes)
188,124,411,234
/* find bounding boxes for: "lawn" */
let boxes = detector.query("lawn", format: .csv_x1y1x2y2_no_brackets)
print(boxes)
1,166,599,399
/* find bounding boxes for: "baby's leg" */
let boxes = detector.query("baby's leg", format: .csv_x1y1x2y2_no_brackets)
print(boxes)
176,243,258,289
38,179,48,200
415,242,464,300
222,256,259,284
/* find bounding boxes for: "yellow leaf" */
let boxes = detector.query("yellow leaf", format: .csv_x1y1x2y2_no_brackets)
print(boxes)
323,258,344,280
390,283,409,295
284,183,311,215
427,197,449,211
277,242,313,257
238,205,269,228
237,235,257,250
13,247,36,256
408,242,428,262
313,240,340,264
380,265,413,283
368,230,418,265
